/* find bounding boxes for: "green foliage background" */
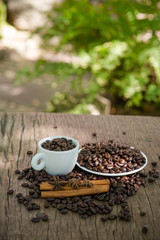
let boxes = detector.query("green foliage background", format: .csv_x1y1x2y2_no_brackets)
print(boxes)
16,0,160,113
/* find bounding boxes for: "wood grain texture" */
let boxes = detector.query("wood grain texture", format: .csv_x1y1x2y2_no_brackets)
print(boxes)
0,112,160,240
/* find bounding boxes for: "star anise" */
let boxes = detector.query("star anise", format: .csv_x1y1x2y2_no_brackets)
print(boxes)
68,178,82,189
81,180,93,188
49,176,67,191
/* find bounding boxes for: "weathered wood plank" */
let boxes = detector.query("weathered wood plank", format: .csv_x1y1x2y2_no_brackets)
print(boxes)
0,113,160,240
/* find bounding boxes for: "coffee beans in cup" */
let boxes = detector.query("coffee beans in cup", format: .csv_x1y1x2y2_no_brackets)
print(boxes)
41,137,76,151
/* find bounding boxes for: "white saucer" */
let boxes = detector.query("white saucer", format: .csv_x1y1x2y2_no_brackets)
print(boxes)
76,148,148,177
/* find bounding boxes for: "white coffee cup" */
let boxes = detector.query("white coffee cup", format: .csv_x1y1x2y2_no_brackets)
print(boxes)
31,136,79,176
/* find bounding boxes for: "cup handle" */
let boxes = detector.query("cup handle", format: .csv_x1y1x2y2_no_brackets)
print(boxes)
31,153,45,171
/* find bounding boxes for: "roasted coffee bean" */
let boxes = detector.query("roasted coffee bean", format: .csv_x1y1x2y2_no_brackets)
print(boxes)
140,172,148,177
29,190,35,196
32,194,39,199
51,202,57,208
142,226,148,234
92,132,97,137
7,189,14,195
44,202,50,208
32,204,40,210
42,215,48,221
21,183,29,187
148,177,155,183
149,170,155,175
71,205,78,212
151,162,157,166
15,170,20,174
26,205,33,211
16,193,23,198
31,217,40,223
47,198,55,202
140,211,146,216
60,208,68,214
101,216,108,222
17,197,24,203
27,151,33,155
122,131,126,135
153,173,159,178
55,199,61,204
57,204,66,210
108,214,117,220
82,214,89,219
124,214,131,221
23,201,29,206
18,175,23,180
90,207,97,214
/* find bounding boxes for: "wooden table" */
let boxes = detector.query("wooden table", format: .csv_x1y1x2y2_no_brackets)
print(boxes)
0,112,160,240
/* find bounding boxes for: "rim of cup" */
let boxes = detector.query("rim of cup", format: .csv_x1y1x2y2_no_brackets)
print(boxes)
38,136,79,153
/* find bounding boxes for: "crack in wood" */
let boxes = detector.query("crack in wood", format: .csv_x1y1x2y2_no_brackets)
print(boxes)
16,114,25,168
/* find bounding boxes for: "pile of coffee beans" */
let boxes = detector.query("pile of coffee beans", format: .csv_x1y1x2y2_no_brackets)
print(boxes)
41,138,76,151
7,145,159,237
8,164,158,225
78,140,146,173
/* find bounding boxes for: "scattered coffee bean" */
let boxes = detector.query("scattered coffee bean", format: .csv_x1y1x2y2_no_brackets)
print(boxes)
142,226,148,234
151,162,157,166
29,190,35,196
140,212,146,216
82,214,89,219
17,197,24,203
18,175,23,180
41,138,76,151
16,193,23,198
153,173,159,178
149,170,155,175
51,202,57,208
7,189,14,195
27,151,33,155
140,172,148,178
108,214,117,220
23,201,29,206
15,170,20,174
60,209,68,214
44,201,50,208
148,177,155,183
101,216,108,222
32,194,39,199
92,132,97,137
53,126,57,129
57,204,66,210
21,183,29,187
42,215,48,221
32,204,40,210
26,205,33,211
31,217,40,223
122,131,126,135
47,198,55,202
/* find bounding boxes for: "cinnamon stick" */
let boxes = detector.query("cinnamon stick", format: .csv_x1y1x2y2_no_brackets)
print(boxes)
40,179,110,191
41,184,110,198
